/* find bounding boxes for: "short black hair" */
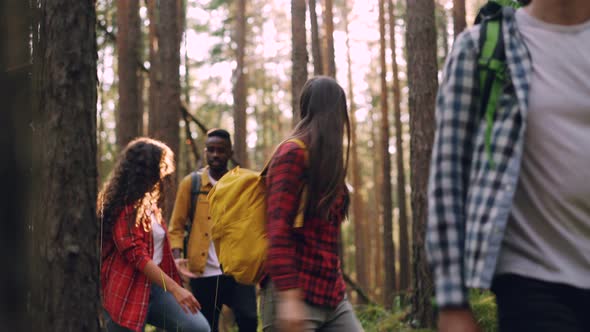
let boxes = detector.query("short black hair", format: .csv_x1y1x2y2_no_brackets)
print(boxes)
207,128,232,147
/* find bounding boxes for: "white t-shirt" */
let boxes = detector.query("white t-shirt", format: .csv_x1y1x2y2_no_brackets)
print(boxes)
495,9,590,288
151,213,166,265
201,170,223,277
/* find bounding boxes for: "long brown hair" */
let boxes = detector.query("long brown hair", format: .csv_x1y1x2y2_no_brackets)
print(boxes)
97,137,175,238
291,76,350,219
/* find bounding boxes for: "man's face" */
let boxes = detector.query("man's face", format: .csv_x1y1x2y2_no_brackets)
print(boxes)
205,136,231,172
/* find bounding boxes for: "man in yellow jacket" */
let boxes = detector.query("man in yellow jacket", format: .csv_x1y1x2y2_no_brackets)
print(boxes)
169,128,257,332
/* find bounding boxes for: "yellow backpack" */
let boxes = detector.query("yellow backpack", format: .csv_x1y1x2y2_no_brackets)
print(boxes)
208,139,307,285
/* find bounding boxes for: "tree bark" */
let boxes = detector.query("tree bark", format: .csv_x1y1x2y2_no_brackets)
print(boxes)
233,0,248,167
406,0,437,327
1,0,32,329
453,0,466,38
323,0,336,78
157,0,181,218
308,0,323,76
343,0,368,304
147,0,161,137
116,0,142,149
388,0,411,294
291,0,308,126
378,0,396,310
29,0,100,330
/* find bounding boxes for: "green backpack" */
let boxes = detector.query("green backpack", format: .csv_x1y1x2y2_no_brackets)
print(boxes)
475,0,524,167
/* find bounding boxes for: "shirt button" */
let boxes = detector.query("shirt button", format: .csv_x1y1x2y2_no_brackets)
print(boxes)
201,252,206,256
204,233,209,237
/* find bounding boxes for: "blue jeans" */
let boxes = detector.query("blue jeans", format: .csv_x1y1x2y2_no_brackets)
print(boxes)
104,284,211,332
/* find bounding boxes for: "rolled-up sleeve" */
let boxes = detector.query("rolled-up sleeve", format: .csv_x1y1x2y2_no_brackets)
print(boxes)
113,207,151,272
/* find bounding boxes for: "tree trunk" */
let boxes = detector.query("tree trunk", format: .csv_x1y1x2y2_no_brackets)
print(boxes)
291,0,308,126
116,0,142,149
437,2,450,67
233,0,248,167
406,0,437,327
308,0,323,76
29,0,100,330
323,0,336,78
388,0,411,294
157,0,181,218
343,0,368,304
370,111,384,304
378,0,396,310
147,0,161,137
453,0,466,38
1,0,32,330
182,0,191,106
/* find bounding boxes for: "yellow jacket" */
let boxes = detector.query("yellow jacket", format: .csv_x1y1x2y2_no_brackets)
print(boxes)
169,169,213,275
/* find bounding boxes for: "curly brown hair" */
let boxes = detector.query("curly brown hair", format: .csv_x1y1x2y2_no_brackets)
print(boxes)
97,137,175,238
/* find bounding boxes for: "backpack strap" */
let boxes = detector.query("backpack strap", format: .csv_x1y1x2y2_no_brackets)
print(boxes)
184,171,202,257
260,138,308,176
476,2,511,168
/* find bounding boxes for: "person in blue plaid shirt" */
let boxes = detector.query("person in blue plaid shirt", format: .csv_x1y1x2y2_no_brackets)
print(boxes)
427,0,590,331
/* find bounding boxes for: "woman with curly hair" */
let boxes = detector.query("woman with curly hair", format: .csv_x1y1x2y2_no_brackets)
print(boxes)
98,138,210,332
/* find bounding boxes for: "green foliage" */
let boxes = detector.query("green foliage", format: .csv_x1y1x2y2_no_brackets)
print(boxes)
356,304,420,332
356,291,497,332
470,290,498,332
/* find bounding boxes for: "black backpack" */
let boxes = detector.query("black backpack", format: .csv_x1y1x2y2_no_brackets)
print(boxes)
182,170,209,257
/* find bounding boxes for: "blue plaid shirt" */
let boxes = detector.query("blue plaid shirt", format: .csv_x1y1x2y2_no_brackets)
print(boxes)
426,8,533,308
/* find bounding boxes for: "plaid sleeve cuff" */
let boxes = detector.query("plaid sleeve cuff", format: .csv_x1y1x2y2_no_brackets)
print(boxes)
135,255,151,272
434,267,469,308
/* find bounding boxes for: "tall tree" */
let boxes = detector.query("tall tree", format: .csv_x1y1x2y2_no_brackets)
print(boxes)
147,0,161,137
406,0,438,327
370,110,384,303
323,0,336,77
453,0,466,38
309,0,323,75
1,0,32,329
388,0,410,293
291,0,307,125
29,0,99,330
343,0,368,303
233,0,248,167
157,0,181,217
116,0,142,148
378,0,396,309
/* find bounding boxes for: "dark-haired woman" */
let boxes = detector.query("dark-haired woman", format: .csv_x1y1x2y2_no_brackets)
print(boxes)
261,77,363,332
98,138,210,332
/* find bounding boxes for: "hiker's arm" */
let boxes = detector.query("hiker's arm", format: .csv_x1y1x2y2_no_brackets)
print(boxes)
426,28,480,309
168,176,192,257
265,143,306,291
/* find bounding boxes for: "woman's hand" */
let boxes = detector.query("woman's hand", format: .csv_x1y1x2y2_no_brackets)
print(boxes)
171,284,202,314
276,289,306,332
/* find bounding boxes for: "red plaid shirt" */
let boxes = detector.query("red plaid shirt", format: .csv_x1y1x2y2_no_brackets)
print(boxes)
101,206,181,331
265,142,347,308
